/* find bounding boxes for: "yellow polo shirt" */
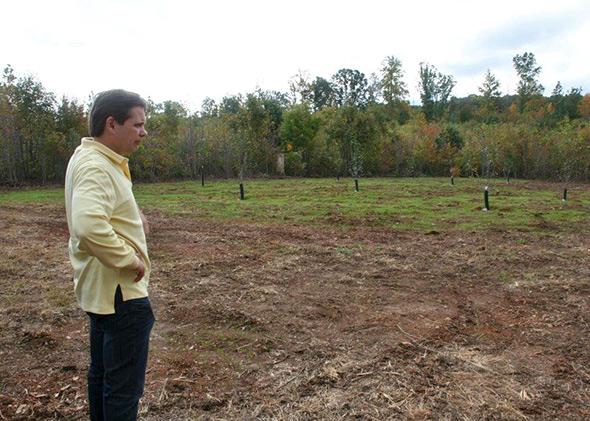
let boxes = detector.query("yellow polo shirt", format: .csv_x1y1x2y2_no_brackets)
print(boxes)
65,137,151,314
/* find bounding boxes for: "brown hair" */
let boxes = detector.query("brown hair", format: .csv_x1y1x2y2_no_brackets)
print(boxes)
88,89,147,137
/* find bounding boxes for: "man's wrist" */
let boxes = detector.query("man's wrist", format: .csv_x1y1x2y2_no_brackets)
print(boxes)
133,255,142,270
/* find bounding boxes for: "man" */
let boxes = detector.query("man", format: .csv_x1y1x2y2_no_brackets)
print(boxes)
65,89,154,420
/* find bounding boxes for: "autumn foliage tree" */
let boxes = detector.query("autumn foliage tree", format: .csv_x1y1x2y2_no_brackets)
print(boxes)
1,55,590,185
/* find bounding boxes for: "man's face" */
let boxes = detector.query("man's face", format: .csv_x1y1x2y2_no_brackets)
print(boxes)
112,106,147,156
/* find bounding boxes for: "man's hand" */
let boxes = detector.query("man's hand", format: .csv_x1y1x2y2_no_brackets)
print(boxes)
133,254,146,283
139,209,150,235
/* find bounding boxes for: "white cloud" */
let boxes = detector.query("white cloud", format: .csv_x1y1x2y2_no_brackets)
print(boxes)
1,0,588,110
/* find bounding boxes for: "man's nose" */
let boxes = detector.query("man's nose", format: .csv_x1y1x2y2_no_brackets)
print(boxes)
140,128,148,137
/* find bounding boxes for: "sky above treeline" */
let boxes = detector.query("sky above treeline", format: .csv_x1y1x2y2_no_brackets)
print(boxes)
1,0,588,111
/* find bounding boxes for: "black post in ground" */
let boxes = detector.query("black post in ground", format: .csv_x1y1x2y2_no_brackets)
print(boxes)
563,188,568,201
336,173,340,181
201,166,205,187
484,186,490,211
354,179,359,192
239,183,245,200
450,175,454,185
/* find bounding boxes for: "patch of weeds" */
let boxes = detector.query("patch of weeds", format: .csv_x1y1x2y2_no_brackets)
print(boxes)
0,188,63,204
46,287,75,309
207,307,263,332
4,178,590,233
274,245,302,256
191,328,268,363
336,247,353,256
163,328,190,342
335,245,365,259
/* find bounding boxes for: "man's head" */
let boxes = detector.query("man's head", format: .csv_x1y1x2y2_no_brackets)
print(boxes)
88,89,148,156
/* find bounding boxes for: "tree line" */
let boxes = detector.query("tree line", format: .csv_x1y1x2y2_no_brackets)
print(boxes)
1,52,589,186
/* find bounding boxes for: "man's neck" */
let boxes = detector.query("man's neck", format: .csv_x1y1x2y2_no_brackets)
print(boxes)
94,136,122,156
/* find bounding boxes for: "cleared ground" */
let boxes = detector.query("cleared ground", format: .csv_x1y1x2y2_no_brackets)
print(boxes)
1,178,589,419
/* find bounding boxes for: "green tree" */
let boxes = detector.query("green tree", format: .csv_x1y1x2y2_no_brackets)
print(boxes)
218,95,244,178
224,91,285,178
201,97,218,117
0,65,18,184
435,125,463,150
323,106,380,176
448,95,479,123
478,69,501,121
513,52,544,111
563,87,583,120
366,72,381,104
331,69,369,108
308,77,334,111
479,69,501,99
10,73,56,183
288,70,311,106
201,113,235,178
219,95,242,115
418,63,455,121
53,96,86,178
433,125,463,175
306,128,342,176
249,90,286,174
280,104,319,175
551,81,563,97
132,100,188,180
380,56,408,106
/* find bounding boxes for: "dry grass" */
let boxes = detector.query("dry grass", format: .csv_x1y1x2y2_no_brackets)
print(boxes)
1,196,590,419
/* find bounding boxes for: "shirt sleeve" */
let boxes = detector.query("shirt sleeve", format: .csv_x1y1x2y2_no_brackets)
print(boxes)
71,164,138,270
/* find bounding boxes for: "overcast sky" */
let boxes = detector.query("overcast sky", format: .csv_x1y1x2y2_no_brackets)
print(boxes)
1,0,588,111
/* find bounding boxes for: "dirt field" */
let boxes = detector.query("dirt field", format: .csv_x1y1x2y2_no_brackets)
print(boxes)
1,197,589,419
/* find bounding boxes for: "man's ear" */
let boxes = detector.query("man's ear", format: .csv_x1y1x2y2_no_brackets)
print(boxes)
105,116,117,133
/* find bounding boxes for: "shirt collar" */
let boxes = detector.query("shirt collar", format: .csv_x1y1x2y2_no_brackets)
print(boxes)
81,137,131,180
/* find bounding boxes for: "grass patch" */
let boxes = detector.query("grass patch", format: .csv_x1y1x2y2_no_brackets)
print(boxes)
2,178,589,233
46,286,76,309
0,187,64,204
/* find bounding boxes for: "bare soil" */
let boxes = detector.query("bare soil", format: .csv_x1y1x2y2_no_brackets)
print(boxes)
0,202,589,420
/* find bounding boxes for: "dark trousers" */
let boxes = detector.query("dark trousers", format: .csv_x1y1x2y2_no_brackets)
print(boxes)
87,286,155,421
